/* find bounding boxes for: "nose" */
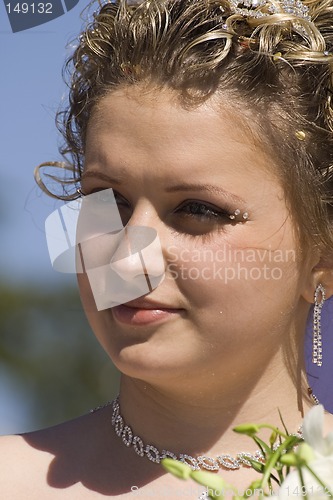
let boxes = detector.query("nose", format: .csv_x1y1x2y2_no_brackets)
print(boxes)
109,225,165,283
80,202,166,310
110,199,166,277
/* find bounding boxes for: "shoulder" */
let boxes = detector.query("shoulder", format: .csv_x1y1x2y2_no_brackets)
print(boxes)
0,409,110,498
0,433,54,497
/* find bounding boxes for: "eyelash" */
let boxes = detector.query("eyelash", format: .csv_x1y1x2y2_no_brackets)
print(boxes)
78,188,238,235
171,200,235,242
175,200,231,222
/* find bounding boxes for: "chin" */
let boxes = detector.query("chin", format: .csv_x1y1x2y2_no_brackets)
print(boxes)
106,337,195,384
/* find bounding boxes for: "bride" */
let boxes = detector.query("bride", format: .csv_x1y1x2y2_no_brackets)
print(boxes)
1,0,333,497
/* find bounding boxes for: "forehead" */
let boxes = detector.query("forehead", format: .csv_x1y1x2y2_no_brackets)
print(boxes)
83,86,295,249
85,86,275,177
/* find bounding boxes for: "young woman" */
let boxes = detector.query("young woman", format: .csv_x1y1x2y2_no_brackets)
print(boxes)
1,0,333,497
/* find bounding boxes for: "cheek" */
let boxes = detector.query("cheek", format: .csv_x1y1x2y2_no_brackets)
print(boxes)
166,246,299,368
167,238,300,316
77,272,121,358
77,272,108,340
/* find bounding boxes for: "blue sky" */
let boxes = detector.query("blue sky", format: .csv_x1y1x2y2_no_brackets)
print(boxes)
0,1,86,285
0,1,89,434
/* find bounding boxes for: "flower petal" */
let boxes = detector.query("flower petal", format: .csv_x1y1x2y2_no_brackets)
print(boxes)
303,405,326,455
277,458,333,498
323,432,333,456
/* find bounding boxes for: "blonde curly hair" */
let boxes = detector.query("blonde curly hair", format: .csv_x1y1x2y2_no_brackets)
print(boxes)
36,0,333,252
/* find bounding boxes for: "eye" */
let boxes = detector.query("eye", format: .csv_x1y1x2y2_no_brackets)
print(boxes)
170,200,234,238
175,200,231,222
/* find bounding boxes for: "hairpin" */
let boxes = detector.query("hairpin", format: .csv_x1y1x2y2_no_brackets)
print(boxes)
120,62,143,77
120,62,134,76
272,52,282,62
237,36,257,49
76,187,86,197
295,130,306,141
229,209,249,221
228,0,311,21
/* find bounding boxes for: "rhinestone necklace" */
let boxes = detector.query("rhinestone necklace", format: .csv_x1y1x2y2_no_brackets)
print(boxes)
107,396,303,472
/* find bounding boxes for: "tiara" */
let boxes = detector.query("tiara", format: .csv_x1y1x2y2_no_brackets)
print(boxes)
227,0,311,21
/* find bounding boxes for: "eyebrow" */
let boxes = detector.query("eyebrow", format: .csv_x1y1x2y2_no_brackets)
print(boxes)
81,170,122,185
82,171,245,204
165,183,245,204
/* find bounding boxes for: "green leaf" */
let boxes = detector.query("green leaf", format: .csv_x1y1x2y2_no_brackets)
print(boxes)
248,479,262,490
245,459,265,474
260,435,298,489
269,430,278,446
280,453,299,467
161,458,192,480
252,436,272,456
297,443,315,464
278,408,289,436
190,470,226,491
233,423,260,437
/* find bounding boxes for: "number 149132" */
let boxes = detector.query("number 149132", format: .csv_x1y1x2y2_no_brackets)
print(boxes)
6,3,53,14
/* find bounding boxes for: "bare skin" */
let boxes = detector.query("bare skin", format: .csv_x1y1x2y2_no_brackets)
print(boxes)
1,87,333,499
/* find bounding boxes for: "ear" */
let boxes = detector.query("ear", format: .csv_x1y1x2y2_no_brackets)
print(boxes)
301,253,333,304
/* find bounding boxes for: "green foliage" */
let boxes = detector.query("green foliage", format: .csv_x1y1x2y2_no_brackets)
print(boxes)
0,283,119,432
163,425,305,499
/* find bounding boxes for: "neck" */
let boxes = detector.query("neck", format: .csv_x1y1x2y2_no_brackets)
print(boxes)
118,350,311,458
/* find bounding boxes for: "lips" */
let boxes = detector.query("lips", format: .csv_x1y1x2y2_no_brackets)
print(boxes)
122,297,178,310
111,297,184,325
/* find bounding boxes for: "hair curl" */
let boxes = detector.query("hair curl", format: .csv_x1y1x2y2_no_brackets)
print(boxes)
36,0,333,252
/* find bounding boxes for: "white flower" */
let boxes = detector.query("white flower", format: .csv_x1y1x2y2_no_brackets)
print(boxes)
303,405,333,459
272,405,333,498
